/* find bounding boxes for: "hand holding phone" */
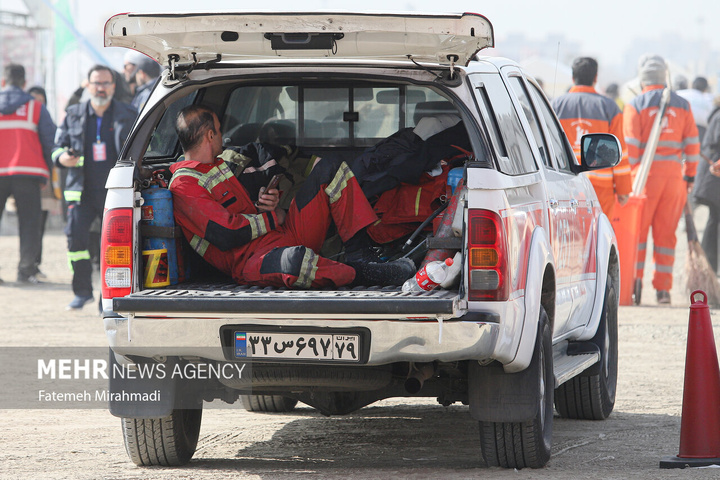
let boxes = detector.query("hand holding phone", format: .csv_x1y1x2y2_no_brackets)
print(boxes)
255,174,283,208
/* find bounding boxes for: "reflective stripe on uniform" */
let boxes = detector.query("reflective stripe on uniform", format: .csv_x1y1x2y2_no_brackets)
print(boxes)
294,248,319,288
325,161,354,204
0,166,49,176
0,120,37,131
170,163,234,193
586,171,614,179
240,213,267,241
658,140,684,149
200,163,235,191
64,190,82,202
51,147,65,163
67,250,91,272
614,165,632,174
190,235,210,257
656,264,674,273
168,168,203,189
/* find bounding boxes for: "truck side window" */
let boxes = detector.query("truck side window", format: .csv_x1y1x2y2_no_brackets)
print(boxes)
508,76,551,168
527,83,575,173
145,91,197,160
470,74,537,175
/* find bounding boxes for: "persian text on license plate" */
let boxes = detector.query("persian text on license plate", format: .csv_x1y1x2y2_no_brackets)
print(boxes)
234,332,360,362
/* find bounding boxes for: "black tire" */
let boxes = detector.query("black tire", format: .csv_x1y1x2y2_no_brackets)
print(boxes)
555,274,618,420
122,408,202,466
241,395,298,413
480,307,553,469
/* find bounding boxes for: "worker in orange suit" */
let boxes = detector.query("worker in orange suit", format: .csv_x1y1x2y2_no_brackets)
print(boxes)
552,57,632,220
624,54,700,305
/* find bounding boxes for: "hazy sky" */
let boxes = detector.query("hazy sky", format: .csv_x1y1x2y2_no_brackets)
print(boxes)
4,0,718,73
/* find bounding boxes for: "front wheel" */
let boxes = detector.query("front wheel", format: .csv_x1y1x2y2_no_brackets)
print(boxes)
122,408,202,466
479,307,554,469
555,273,618,420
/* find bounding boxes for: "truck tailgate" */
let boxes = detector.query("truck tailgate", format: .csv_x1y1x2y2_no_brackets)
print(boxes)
113,282,461,318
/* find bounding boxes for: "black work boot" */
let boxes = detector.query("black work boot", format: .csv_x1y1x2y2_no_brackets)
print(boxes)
349,258,416,287
344,230,382,263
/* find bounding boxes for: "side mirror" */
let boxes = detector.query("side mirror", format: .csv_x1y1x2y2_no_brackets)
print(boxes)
579,133,621,171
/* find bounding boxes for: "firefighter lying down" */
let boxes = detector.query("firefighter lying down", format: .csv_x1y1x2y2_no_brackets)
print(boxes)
167,105,471,289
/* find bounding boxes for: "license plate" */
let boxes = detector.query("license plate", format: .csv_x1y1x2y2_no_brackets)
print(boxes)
234,331,361,362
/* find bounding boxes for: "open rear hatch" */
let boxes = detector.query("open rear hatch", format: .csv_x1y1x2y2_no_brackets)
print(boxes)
104,11,494,68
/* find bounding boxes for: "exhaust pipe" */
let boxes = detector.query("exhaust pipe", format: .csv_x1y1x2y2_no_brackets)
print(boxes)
404,363,436,394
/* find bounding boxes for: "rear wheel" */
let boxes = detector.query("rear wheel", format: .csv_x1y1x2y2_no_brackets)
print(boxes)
122,408,202,466
241,395,298,413
479,307,553,469
555,274,618,420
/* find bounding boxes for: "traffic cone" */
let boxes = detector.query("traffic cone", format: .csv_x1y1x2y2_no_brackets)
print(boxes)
660,290,720,468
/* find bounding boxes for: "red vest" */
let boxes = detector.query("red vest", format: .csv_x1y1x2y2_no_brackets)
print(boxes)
0,99,49,179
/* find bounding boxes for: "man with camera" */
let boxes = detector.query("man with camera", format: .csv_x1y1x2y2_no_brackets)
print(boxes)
52,65,136,310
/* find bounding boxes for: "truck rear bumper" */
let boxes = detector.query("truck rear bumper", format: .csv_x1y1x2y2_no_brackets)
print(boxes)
104,313,500,365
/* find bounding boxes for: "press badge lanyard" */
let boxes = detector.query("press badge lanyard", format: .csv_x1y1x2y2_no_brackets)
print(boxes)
92,115,107,162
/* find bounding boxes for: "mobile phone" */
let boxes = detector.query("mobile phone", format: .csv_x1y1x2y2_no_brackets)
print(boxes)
265,174,282,191
255,174,283,207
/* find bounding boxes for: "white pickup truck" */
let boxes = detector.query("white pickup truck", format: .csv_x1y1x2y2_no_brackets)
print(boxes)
100,11,621,469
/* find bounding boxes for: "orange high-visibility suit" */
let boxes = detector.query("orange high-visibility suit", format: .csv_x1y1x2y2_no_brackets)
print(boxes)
552,85,632,220
624,85,700,291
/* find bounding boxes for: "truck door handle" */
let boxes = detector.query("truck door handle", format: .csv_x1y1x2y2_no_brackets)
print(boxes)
549,198,559,209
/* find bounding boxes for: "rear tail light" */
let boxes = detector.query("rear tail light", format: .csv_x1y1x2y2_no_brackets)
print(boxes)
101,208,133,299
468,209,508,301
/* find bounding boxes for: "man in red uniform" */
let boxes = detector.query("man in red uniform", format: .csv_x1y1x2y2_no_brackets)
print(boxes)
552,57,631,220
0,64,56,284
624,54,700,304
169,105,415,288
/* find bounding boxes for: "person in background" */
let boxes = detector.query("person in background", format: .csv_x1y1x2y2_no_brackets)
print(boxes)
122,50,142,98
604,83,624,111
52,65,136,310
0,64,56,284
624,54,701,305
130,54,161,112
27,86,59,280
692,96,720,272
680,76,715,212
673,75,689,92
677,76,714,142
552,57,631,220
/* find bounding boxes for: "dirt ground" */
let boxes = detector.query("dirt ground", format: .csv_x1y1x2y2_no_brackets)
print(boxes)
2,209,720,479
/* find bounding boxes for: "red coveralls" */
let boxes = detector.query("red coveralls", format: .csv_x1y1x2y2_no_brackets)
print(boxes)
169,157,377,288
552,85,632,219
624,85,700,291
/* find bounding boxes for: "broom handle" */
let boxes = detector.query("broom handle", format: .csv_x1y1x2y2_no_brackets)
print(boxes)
684,198,699,243
633,87,671,195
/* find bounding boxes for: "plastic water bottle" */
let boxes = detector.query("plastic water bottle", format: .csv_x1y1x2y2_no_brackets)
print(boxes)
402,257,454,292
440,252,462,289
